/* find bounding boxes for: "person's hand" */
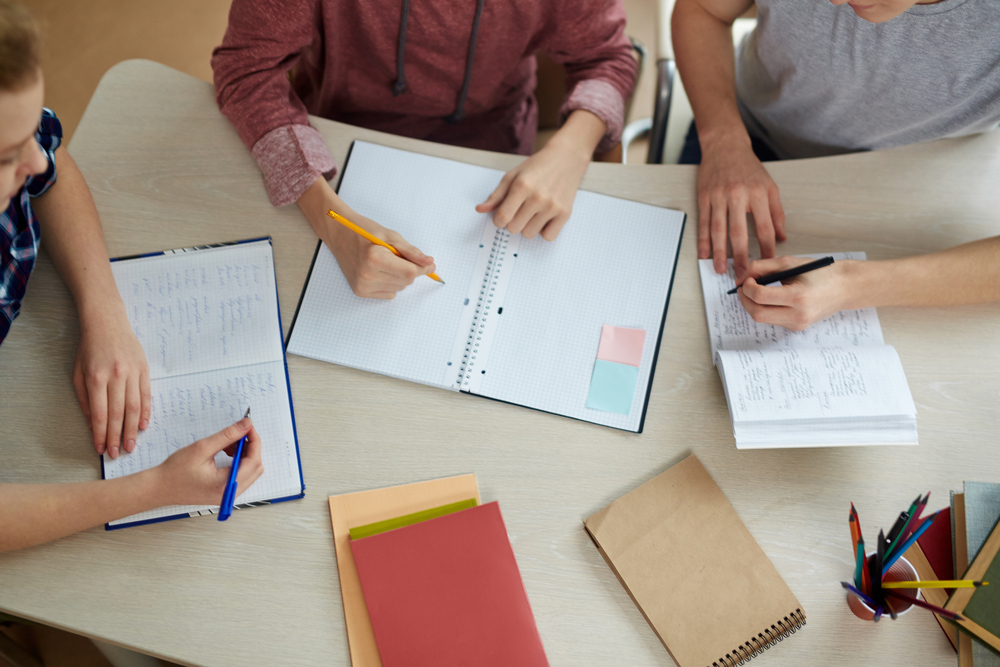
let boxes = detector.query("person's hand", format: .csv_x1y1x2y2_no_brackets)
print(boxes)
698,140,786,280
298,179,436,299
153,417,264,507
736,256,856,331
475,140,589,241
73,309,151,459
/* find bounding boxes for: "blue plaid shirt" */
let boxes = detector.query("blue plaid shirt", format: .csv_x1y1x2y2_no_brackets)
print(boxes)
0,108,61,346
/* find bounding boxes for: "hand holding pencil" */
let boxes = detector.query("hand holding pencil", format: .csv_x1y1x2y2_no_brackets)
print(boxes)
315,205,440,299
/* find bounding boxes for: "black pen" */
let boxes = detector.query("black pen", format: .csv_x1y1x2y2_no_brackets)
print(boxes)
727,256,835,295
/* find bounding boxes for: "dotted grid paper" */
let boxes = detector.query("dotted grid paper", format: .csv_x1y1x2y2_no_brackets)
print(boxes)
286,141,506,388
105,241,300,524
474,190,685,431
698,252,884,363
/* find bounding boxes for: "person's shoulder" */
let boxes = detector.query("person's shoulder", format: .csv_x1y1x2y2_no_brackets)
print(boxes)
36,108,63,142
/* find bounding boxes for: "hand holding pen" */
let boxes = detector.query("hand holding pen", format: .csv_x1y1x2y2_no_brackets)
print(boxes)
733,255,852,332
153,413,263,510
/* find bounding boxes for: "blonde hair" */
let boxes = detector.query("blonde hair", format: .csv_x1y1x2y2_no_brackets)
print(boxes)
0,1,41,91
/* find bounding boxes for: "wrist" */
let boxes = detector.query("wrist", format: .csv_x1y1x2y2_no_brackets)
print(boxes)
141,466,176,508
838,259,883,310
698,123,753,156
77,291,128,332
548,110,605,161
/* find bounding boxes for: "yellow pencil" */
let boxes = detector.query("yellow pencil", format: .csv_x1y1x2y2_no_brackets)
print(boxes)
881,580,987,589
326,210,444,284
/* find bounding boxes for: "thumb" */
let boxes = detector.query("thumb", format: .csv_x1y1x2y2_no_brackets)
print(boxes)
202,416,252,457
476,173,513,213
391,235,435,268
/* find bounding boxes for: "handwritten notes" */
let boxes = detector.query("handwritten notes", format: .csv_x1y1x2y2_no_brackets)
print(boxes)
700,252,917,448
698,253,883,363
116,245,283,378
104,240,302,527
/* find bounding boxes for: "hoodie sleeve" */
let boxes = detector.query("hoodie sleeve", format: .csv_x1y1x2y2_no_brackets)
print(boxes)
541,0,638,153
212,0,337,206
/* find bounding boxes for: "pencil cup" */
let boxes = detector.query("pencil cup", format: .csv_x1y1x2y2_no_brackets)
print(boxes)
846,553,919,621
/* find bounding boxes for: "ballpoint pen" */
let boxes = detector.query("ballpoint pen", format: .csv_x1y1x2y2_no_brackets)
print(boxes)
218,406,251,521
727,256,835,294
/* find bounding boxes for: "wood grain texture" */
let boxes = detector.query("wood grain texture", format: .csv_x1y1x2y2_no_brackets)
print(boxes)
1,60,998,667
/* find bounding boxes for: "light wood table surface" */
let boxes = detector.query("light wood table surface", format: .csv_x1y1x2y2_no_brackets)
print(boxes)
2,60,999,667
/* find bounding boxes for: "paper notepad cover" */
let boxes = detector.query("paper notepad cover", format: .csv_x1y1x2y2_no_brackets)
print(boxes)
350,501,549,667
584,455,804,667
328,474,481,667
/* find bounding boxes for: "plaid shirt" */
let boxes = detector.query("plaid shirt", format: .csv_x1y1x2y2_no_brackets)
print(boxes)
0,108,61,346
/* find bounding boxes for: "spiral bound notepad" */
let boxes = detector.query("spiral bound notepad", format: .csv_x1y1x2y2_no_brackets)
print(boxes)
286,141,686,432
101,239,304,529
584,455,805,667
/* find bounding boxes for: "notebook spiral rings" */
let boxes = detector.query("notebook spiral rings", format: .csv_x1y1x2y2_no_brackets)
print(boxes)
710,609,806,667
460,228,510,388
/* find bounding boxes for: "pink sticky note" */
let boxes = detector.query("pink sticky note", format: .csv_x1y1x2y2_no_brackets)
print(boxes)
596,325,645,367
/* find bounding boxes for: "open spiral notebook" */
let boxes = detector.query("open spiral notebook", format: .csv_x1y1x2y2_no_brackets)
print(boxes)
286,141,686,432
102,238,304,529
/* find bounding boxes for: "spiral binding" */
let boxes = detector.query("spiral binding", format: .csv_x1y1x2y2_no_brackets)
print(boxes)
710,609,806,667
459,228,510,388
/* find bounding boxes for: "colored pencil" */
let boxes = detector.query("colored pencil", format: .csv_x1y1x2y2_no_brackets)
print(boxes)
326,209,444,284
841,581,878,608
855,543,865,590
886,494,923,557
883,511,940,576
884,590,964,621
882,580,987,589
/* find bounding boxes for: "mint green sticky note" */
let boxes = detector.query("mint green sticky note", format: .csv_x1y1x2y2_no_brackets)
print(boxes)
586,359,639,415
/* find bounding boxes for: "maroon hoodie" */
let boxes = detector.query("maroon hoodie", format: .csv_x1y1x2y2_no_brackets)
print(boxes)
212,0,637,206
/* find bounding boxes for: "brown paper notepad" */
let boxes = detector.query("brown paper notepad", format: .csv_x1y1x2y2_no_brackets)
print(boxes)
584,455,805,667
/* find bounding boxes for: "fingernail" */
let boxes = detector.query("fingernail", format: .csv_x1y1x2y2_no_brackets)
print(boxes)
139,419,148,430
110,446,119,458
238,417,251,428
126,439,136,452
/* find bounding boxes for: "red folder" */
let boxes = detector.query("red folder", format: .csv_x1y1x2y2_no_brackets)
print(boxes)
350,501,549,667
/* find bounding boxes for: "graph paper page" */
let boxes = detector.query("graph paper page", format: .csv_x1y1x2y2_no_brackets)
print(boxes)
698,253,884,363
287,141,504,388
471,190,685,431
104,361,300,525
110,241,284,379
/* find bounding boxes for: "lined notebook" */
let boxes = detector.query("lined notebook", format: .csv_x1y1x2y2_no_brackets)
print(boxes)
584,454,805,667
350,501,549,667
698,254,917,448
287,141,686,432
102,239,303,528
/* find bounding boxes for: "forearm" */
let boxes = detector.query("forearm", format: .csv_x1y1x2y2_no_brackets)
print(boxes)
32,147,124,327
844,237,1000,309
672,0,753,151
0,470,168,552
548,109,607,160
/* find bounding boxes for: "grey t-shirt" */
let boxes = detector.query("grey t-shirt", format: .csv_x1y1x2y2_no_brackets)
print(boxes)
735,0,1000,159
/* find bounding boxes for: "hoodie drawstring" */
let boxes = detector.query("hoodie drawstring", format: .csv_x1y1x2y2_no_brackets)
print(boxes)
393,0,486,124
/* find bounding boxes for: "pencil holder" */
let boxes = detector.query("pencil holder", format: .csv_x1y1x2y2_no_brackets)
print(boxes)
846,554,919,621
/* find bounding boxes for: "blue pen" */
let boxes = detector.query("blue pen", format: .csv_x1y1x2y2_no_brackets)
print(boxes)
218,407,251,521
882,510,939,575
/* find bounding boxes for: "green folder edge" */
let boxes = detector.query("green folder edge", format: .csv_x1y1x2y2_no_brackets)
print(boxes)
349,498,479,540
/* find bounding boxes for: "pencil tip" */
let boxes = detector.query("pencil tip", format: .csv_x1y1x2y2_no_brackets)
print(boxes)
437,279,446,284
244,406,251,419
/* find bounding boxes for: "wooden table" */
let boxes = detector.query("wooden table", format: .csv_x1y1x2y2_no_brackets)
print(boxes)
2,60,998,667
